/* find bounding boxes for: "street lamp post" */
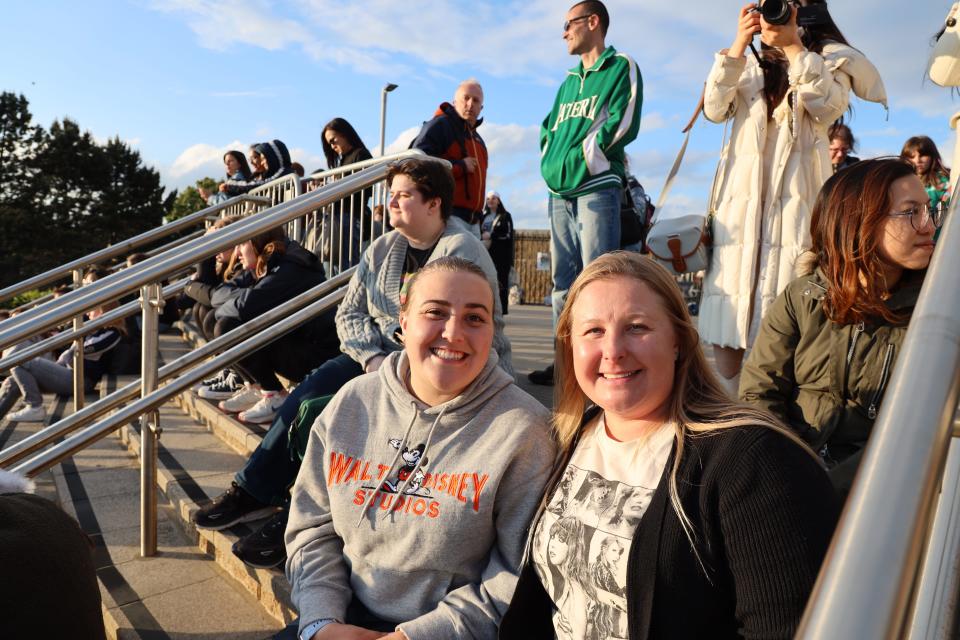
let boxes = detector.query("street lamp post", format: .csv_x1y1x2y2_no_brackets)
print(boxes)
379,83,398,157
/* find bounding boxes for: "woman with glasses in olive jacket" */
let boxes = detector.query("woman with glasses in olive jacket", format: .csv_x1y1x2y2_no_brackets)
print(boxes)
740,158,940,495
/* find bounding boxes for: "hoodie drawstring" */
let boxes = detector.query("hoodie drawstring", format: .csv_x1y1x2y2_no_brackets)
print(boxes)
382,406,447,521
355,405,419,527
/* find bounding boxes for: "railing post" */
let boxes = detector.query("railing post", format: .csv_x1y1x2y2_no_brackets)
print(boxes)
139,282,162,557
906,436,960,639
71,269,85,412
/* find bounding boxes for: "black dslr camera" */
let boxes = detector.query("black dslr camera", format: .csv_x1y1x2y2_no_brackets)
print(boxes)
758,0,830,27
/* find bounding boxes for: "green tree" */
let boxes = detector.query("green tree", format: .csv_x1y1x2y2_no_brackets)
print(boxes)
0,92,43,206
0,93,175,287
0,93,46,284
166,177,218,222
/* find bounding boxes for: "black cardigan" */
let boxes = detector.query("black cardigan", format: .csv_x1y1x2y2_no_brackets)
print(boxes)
500,421,839,640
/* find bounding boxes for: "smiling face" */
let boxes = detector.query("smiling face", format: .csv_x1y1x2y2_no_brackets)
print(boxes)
570,276,678,429
485,194,500,210
829,139,849,165
877,174,936,285
399,269,495,407
563,6,597,55
249,149,267,173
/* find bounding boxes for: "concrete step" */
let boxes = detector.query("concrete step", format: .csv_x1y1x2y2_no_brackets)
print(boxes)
96,332,297,628
49,416,284,640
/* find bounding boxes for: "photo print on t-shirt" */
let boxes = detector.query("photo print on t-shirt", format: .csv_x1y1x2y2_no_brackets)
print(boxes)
533,463,657,640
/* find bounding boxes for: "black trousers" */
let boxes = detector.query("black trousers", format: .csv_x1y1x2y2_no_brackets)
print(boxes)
213,317,322,392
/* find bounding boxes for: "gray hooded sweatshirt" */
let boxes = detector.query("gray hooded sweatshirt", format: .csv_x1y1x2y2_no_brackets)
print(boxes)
285,350,555,639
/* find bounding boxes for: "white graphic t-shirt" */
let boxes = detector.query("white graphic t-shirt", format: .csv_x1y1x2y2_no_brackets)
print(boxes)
531,414,674,640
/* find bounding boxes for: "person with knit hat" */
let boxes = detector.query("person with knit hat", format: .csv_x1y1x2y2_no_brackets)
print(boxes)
219,139,294,196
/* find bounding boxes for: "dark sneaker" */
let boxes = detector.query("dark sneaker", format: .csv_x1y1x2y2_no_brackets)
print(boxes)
200,368,230,388
527,363,555,386
196,371,244,400
232,509,288,569
193,482,277,530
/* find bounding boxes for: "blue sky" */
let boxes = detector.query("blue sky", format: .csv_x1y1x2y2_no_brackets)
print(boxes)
2,0,955,229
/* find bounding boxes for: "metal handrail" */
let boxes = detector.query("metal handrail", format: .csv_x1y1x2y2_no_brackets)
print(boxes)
0,279,188,374
0,268,354,469
12,276,350,477
796,190,960,638
907,435,960,639
0,194,270,304
0,150,427,351
10,229,205,314
306,149,425,181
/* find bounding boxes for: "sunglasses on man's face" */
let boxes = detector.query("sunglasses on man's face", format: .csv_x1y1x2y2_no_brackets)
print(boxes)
563,14,593,32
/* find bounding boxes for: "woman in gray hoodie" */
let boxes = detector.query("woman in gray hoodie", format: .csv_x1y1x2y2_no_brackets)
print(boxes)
285,257,556,640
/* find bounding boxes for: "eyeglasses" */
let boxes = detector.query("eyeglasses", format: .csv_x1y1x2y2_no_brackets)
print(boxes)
563,14,593,32
888,201,946,231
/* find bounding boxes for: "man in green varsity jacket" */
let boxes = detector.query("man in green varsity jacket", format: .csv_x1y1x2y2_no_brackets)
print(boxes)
529,0,642,385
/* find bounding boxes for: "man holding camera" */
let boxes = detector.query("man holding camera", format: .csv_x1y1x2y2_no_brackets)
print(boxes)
529,0,642,385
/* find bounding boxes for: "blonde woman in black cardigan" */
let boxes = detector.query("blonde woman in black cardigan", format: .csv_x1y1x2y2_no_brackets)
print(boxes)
500,252,838,640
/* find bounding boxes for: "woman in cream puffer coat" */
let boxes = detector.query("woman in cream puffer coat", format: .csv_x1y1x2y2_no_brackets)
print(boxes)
699,0,886,383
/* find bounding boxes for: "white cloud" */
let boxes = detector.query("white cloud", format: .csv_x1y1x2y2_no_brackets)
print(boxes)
150,0,955,226
382,126,421,156
169,140,237,179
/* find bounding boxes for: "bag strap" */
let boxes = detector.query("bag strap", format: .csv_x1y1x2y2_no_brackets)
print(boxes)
654,94,704,211
654,90,731,219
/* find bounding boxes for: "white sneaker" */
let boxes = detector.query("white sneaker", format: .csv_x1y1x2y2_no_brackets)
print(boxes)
218,385,262,413
198,371,244,400
9,404,46,422
238,391,288,424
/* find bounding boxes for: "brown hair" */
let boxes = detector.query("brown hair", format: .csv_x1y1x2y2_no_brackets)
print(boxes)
553,252,811,562
399,256,494,313
828,122,856,151
759,0,851,115
900,135,950,189
247,226,287,279
125,252,149,267
386,158,455,220
808,157,918,325
211,215,242,281
570,0,610,36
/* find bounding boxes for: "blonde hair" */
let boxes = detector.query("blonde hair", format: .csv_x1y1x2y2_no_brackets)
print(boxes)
553,252,813,562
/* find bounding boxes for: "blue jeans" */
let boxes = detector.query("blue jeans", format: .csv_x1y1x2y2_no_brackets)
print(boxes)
235,353,364,505
549,187,622,326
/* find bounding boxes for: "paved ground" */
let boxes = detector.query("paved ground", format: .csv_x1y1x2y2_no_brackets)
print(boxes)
503,304,555,407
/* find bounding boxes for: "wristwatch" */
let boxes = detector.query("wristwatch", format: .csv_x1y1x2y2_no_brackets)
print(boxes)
300,618,335,640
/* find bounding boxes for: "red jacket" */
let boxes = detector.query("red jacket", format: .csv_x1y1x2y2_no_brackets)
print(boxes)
411,102,488,218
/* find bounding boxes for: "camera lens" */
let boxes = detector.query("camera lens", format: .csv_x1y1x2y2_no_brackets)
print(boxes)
760,0,792,25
